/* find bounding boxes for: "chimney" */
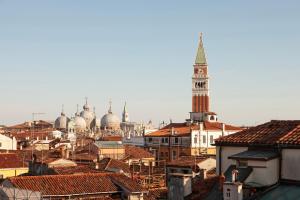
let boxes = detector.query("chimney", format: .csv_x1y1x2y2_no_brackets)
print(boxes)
65,149,70,159
232,169,239,182
95,162,99,170
199,122,204,132
171,127,175,135
222,123,226,132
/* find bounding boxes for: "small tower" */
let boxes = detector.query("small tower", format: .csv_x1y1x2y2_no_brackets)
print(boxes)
122,102,130,123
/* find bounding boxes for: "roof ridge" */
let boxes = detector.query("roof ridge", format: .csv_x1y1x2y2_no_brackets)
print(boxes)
9,172,115,180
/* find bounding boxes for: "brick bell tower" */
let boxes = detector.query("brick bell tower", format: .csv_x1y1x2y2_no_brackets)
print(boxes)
190,33,216,122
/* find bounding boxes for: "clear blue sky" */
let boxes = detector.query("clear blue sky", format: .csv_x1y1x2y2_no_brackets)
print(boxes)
0,0,299,126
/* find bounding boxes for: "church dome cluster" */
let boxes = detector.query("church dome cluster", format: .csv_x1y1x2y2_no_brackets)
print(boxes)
54,98,122,133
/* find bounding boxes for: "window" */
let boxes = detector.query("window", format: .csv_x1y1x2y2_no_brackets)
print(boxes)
161,137,169,144
210,135,214,144
174,137,179,144
165,152,168,158
182,170,189,174
226,189,231,197
202,135,206,143
194,137,197,144
0,142,2,147
148,138,152,142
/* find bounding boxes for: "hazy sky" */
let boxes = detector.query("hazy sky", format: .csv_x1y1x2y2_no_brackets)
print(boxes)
0,0,299,126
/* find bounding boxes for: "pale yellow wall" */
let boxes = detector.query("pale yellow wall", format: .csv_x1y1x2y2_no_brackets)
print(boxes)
0,168,29,178
99,148,125,159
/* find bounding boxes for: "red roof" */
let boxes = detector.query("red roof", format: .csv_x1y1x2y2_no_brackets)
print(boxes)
146,122,241,137
101,135,122,141
167,156,209,171
53,164,105,175
0,153,28,169
215,120,300,146
8,173,144,196
124,145,154,160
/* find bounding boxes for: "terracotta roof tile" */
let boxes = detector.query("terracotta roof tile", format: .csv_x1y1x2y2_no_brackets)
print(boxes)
8,173,143,196
110,174,146,193
145,122,242,137
0,153,28,168
215,120,300,146
143,188,168,200
124,145,154,160
53,164,105,175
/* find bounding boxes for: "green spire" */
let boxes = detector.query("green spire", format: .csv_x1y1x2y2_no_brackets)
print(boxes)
195,33,207,65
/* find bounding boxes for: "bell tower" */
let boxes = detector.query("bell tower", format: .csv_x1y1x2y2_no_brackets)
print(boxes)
192,33,209,113
190,33,216,122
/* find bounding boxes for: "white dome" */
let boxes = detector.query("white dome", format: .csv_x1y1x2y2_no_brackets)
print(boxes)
101,113,120,130
74,115,86,132
80,110,94,128
54,113,70,129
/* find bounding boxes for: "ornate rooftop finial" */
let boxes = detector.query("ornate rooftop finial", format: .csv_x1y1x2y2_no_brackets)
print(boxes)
108,99,112,114
122,101,129,122
83,97,90,111
75,104,79,116
61,104,65,116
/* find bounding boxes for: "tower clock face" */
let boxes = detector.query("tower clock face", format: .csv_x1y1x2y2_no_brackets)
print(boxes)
199,69,204,75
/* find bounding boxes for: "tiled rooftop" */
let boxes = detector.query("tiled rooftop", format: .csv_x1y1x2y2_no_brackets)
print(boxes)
0,153,28,169
215,120,300,146
124,145,154,160
53,164,104,175
8,173,144,196
146,122,241,137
